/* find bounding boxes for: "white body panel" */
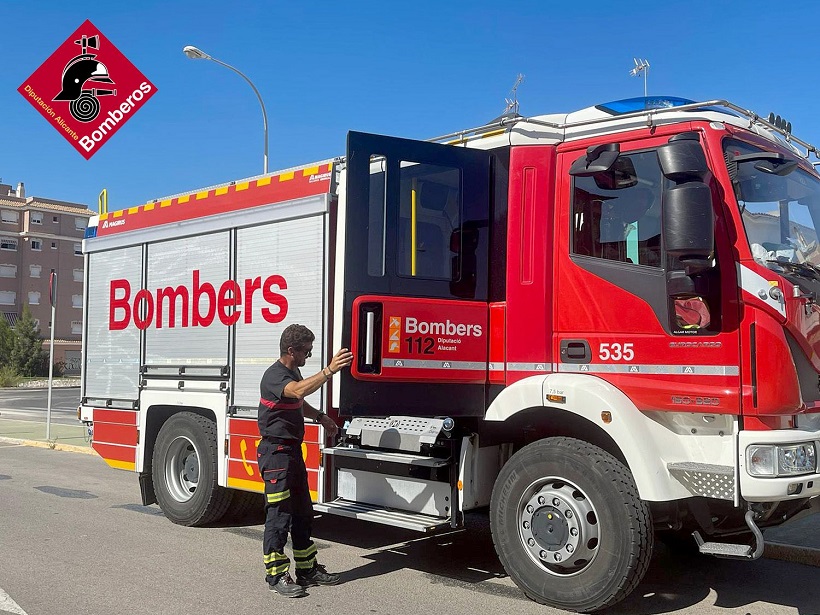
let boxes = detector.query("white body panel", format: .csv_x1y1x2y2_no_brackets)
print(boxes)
85,245,142,401
485,373,737,502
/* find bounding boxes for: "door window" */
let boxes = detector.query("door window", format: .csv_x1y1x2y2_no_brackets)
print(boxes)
572,150,665,268
396,162,461,281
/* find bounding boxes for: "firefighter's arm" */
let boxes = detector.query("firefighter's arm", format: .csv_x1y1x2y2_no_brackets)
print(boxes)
283,348,354,400
303,400,339,437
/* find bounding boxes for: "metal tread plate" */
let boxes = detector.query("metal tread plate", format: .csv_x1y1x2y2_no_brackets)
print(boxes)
697,541,753,557
323,447,450,467
314,499,451,532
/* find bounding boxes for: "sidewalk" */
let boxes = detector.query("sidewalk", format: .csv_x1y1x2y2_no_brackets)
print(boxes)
1,415,819,567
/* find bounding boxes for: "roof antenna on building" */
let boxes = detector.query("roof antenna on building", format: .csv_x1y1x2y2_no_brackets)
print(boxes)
503,73,525,117
629,58,650,97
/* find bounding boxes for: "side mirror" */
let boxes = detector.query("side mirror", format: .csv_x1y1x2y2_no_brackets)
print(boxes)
663,182,715,274
569,143,620,177
657,140,710,183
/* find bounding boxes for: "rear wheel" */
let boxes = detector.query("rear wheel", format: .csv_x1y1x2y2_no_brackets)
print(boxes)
490,437,653,612
152,412,232,526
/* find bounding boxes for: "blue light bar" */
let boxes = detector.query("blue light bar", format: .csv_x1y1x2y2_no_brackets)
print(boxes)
595,96,743,119
596,96,697,115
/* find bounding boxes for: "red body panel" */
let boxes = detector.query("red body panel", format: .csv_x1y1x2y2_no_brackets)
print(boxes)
225,418,321,498
91,408,138,470
551,128,742,415
504,146,556,384
351,295,488,383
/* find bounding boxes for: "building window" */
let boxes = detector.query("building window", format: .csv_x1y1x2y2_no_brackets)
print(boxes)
73,268,84,282
33,319,41,330
28,291,40,305
72,294,82,309
1,210,19,224
1,237,17,251
74,243,82,256
52,215,59,223
71,320,83,335
31,239,42,251
0,291,15,305
51,242,57,249
75,217,87,231
30,264,42,278
0,264,16,278
31,212,43,225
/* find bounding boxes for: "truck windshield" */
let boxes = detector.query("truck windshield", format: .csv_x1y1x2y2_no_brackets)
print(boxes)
726,139,820,268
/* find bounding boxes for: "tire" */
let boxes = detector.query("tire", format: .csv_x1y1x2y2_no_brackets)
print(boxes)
490,437,653,613
152,412,233,526
224,489,265,523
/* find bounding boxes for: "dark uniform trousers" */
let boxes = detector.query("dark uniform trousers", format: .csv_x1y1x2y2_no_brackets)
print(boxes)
258,439,317,581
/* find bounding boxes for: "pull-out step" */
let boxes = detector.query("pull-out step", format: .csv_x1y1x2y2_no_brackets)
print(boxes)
314,499,451,532
693,510,765,560
320,416,462,529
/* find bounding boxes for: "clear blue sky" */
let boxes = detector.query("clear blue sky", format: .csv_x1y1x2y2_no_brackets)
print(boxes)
3,0,819,212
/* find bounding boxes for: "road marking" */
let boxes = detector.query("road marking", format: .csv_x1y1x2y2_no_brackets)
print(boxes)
0,587,28,615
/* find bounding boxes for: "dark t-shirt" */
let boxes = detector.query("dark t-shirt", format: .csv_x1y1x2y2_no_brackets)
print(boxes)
258,361,305,442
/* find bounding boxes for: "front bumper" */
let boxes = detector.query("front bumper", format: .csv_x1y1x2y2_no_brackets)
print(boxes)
739,427,820,502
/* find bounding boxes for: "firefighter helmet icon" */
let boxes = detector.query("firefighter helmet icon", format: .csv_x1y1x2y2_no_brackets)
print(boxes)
52,34,117,123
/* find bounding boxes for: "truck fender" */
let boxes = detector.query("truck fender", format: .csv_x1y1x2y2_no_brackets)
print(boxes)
485,373,725,502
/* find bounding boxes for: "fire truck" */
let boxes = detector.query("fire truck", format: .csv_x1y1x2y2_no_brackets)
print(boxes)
79,95,820,612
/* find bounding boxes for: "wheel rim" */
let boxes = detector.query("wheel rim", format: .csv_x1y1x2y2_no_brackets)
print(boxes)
517,476,600,576
163,435,200,503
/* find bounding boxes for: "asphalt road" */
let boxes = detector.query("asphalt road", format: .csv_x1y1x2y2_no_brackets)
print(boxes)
1,444,820,615
0,387,80,426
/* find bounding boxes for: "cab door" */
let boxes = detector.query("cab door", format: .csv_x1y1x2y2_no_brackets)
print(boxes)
339,131,492,417
555,130,742,415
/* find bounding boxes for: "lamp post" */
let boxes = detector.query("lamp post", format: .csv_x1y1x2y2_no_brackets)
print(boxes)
183,45,269,174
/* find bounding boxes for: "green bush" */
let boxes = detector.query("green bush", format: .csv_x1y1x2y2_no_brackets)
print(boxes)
0,365,21,388
9,305,47,377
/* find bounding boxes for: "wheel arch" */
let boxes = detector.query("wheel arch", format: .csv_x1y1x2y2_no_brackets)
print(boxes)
486,373,694,502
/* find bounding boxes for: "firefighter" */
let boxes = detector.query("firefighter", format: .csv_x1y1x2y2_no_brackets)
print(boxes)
257,323,353,597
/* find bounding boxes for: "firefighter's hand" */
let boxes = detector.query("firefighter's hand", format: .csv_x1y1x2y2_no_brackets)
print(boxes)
328,348,353,374
319,414,339,438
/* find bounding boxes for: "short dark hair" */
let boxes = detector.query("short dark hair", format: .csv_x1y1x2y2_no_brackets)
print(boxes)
280,324,315,356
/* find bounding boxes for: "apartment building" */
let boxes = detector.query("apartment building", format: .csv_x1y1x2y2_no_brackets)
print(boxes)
0,181,94,374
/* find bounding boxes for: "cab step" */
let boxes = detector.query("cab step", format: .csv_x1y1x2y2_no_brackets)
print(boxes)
693,510,765,560
314,499,451,532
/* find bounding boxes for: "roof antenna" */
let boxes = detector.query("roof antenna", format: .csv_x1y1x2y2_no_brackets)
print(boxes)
629,58,650,97
503,73,525,116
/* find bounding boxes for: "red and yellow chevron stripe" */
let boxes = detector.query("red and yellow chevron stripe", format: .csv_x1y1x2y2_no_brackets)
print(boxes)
96,162,333,237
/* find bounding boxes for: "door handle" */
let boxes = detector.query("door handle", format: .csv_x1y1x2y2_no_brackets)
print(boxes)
357,302,382,374
364,311,376,366
560,339,591,364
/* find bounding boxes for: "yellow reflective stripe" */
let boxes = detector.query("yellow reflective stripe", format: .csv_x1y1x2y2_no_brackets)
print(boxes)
266,489,291,503
295,558,315,569
292,543,317,558
263,551,288,564
266,562,290,575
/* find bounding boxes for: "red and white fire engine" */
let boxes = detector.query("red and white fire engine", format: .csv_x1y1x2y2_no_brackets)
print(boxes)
79,96,820,612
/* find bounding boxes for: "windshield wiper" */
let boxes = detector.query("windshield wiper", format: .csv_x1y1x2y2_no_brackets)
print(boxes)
767,259,820,281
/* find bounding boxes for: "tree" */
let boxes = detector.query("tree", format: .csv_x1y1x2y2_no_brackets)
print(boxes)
10,304,47,377
0,315,13,368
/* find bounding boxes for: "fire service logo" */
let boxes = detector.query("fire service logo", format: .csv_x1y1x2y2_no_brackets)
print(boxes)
18,20,157,159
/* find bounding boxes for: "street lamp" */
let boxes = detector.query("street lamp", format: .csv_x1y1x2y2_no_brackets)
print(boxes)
183,45,269,174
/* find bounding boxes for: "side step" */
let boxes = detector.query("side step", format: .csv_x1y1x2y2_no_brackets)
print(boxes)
693,510,765,560
314,499,451,533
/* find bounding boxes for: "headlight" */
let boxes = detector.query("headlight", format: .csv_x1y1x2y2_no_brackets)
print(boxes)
747,443,817,477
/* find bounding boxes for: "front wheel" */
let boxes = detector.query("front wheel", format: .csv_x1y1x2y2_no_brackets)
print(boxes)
490,437,653,612
152,412,232,526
